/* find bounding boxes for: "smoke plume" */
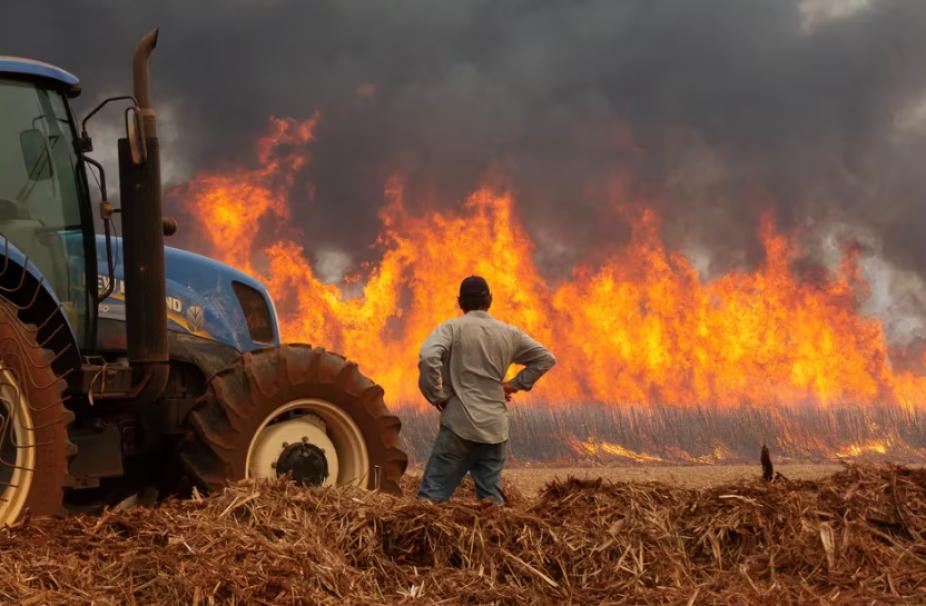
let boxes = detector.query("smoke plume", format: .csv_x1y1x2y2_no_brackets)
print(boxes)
5,0,926,341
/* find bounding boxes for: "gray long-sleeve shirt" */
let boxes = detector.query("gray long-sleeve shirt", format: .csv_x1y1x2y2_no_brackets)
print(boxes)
418,310,556,444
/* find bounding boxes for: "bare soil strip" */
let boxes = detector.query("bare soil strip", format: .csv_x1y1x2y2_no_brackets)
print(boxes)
502,463,844,495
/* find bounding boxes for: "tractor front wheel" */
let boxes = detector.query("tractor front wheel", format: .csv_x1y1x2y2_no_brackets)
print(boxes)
179,345,407,494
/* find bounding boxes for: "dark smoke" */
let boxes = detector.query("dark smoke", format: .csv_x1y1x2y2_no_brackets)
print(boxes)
4,1,926,327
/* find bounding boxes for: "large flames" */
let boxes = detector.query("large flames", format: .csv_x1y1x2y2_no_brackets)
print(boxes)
173,116,926,422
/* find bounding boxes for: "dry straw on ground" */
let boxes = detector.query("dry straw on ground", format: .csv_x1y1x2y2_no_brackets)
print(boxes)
0,464,924,604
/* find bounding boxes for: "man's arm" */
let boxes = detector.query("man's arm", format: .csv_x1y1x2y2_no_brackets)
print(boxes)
506,329,556,394
418,322,454,408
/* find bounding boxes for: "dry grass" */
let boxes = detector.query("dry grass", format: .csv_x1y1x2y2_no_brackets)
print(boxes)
1,464,925,604
398,402,926,465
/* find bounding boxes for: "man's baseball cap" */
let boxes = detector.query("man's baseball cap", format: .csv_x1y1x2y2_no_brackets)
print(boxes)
459,275,490,299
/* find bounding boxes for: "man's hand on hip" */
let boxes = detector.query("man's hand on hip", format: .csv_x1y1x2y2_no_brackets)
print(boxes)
503,381,519,402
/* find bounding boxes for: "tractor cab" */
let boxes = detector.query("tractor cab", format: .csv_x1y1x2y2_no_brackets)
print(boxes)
0,59,94,349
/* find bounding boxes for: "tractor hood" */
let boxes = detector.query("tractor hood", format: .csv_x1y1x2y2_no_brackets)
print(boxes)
95,236,280,353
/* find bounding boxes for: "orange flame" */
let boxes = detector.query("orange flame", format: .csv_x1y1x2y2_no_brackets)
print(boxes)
834,440,890,458
568,437,665,463
174,116,926,412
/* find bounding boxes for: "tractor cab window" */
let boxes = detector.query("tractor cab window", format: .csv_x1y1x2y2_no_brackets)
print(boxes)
0,78,90,346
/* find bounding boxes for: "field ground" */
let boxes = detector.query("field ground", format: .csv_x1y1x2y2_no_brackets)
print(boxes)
499,463,845,495
3,464,922,603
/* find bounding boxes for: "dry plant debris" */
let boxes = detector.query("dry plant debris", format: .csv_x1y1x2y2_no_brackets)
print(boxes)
0,464,924,604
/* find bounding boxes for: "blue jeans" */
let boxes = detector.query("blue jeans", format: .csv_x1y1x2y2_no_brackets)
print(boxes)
418,426,507,504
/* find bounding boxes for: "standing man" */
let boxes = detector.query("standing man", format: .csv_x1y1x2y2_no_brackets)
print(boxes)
417,276,556,504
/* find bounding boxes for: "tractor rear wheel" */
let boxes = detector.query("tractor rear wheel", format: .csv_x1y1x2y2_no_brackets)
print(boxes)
0,298,72,524
179,345,407,494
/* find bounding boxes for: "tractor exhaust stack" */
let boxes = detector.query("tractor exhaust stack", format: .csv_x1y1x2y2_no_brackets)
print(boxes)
133,29,159,138
120,28,168,402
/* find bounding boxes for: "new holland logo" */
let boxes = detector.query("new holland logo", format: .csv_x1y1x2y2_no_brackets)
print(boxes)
186,305,205,332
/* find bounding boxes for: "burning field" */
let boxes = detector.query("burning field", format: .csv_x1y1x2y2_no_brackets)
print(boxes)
2,465,925,604
170,116,926,465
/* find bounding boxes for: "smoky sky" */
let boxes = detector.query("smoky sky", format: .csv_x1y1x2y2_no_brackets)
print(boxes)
4,0,926,290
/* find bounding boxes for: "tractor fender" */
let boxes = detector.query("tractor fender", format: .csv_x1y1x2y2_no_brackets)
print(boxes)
168,330,241,378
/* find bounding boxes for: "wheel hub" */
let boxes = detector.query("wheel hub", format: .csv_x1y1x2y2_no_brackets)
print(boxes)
247,413,340,486
245,398,370,489
275,441,329,486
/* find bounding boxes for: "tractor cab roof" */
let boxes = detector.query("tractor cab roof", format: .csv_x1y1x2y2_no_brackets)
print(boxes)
0,56,80,96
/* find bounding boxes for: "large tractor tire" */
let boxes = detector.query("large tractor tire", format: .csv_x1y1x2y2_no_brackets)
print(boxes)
179,345,407,495
0,298,72,524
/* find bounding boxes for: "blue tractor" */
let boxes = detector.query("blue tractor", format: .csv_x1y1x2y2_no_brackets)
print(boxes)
0,30,407,521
